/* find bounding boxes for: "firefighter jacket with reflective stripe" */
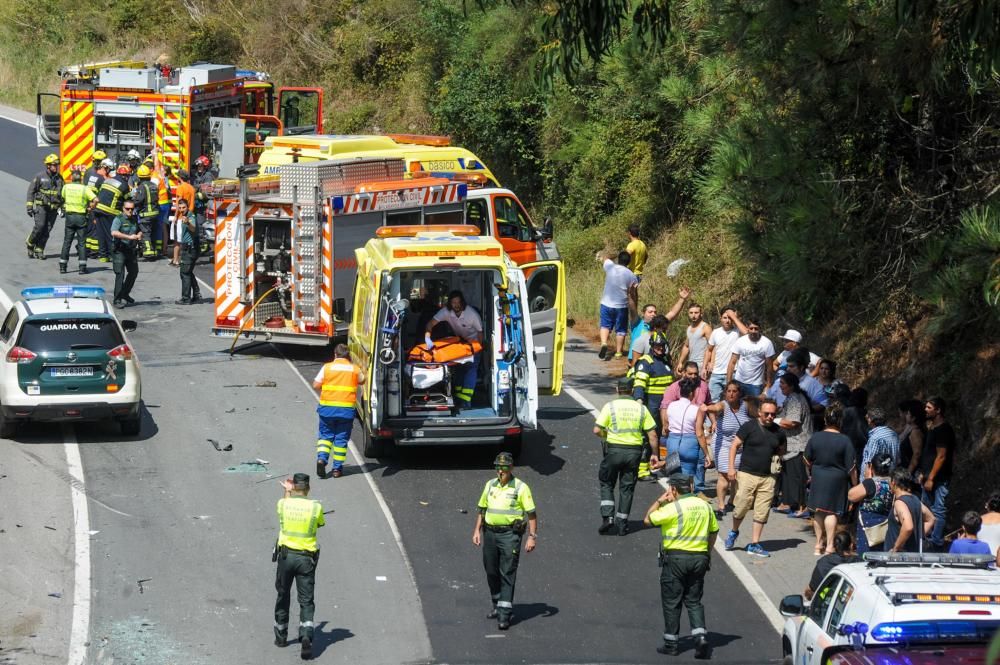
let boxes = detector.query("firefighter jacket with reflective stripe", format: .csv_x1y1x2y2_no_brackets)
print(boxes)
61,183,95,215
632,353,673,401
276,497,324,552
193,170,215,212
478,477,536,526
649,494,719,553
84,169,104,194
132,179,159,220
318,358,359,408
27,171,64,209
95,177,129,215
595,398,656,446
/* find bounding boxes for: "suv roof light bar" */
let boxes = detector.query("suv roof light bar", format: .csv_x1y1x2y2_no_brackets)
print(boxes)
864,552,997,569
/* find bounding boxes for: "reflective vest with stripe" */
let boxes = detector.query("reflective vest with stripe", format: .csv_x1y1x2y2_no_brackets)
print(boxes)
61,183,94,215
154,175,170,205
658,494,717,553
601,398,653,446
632,353,673,401
277,497,323,552
95,177,128,215
482,478,529,526
133,180,159,220
319,358,359,408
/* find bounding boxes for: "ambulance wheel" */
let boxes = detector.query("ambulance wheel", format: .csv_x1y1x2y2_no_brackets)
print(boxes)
503,433,523,460
362,429,392,458
528,283,555,313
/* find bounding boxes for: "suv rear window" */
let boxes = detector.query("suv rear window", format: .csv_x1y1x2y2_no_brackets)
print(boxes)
18,318,123,351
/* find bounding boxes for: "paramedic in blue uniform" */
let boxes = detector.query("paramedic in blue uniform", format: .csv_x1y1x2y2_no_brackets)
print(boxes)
425,290,483,410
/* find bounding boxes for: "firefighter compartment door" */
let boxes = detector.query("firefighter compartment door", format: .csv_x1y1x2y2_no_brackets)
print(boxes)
518,260,566,395
36,93,60,146
509,268,538,430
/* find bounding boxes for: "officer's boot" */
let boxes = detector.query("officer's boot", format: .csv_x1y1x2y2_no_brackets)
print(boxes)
300,635,313,660
599,517,615,535
79,265,88,275
273,626,287,648
26,239,35,258
657,641,679,656
34,246,46,260
694,634,711,660
59,262,68,274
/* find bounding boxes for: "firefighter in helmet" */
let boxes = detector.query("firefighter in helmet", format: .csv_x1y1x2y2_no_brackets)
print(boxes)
632,332,674,480
131,163,160,260
25,153,64,259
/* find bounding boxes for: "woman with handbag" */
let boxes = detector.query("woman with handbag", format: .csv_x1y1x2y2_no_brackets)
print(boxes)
804,405,857,555
663,379,714,494
847,452,894,553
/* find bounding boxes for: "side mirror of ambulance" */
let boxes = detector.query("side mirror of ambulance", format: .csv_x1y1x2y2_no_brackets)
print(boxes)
539,217,554,241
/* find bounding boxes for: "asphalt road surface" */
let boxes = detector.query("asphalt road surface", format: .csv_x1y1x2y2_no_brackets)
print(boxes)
0,113,778,664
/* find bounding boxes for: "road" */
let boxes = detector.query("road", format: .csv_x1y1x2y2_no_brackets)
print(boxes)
0,114,778,664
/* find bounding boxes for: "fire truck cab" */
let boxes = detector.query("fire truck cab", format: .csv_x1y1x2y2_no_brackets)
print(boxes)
36,60,322,179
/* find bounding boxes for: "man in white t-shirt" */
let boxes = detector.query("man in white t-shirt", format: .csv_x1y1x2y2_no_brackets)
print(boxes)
426,290,484,409
703,307,748,402
725,315,776,397
772,329,821,377
597,250,638,361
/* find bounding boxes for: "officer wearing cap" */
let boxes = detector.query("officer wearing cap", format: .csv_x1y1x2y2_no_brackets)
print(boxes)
472,452,537,630
645,474,719,659
594,377,659,536
632,331,674,482
274,473,325,660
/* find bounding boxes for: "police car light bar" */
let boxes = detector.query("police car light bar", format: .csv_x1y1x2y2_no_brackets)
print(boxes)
870,619,1000,643
863,552,996,568
21,286,106,300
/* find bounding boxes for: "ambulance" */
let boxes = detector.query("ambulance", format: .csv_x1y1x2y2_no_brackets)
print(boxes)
349,226,566,458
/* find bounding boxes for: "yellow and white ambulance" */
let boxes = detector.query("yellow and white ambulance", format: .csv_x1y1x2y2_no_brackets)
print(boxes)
349,225,565,458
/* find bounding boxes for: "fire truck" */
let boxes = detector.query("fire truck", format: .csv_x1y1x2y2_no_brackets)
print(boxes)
35,60,323,180
210,159,471,345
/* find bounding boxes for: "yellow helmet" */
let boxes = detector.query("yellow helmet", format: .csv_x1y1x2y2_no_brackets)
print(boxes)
93,149,107,161
44,153,60,165
136,164,152,178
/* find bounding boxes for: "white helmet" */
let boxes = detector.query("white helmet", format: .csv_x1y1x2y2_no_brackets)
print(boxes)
100,158,115,169
127,149,141,161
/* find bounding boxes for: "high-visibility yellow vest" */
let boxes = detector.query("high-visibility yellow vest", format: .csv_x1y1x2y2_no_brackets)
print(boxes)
651,494,718,552
276,497,324,552
478,477,536,526
633,354,673,397
596,398,655,446
62,183,95,214
318,358,359,408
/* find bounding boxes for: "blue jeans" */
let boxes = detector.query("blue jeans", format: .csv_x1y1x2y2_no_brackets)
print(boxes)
666,433,705,493
708,373,727,403
736,381,762,397
921,482,949,547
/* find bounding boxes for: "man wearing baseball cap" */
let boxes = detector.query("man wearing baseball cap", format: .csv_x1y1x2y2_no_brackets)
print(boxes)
773,329,821,377
273,473,325,659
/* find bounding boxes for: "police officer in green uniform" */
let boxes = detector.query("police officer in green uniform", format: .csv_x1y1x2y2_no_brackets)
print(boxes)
644,474,719,659
25,154,65,260
472,452,537,630
632,332,674,481
110,202,142,308
59,167,96,274
594,377,660,536
274,473,324,661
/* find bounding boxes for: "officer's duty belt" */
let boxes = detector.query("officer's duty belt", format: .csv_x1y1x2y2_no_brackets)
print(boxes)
661,548,709,555
607,443,643,450
484,524,516,533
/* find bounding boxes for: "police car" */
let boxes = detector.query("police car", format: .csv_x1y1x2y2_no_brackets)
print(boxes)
0,286,142,437
780,552,1000,665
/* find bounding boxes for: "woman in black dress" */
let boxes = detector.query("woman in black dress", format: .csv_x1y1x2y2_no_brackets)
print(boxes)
805,405,856,555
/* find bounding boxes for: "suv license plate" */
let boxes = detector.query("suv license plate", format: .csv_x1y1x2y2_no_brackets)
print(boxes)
51,367,94,377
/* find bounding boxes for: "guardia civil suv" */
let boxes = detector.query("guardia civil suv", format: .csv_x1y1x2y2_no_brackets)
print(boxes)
0,286,142,437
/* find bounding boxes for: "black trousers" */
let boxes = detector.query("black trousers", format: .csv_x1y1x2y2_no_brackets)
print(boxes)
780,453,808,509
112,245,138,302
94,211,115,259
599,446,642,526
660,551,710,641
179,245,201,300
29,206,59,251
274,550,317,640
60,213,88,266
482,528,522,621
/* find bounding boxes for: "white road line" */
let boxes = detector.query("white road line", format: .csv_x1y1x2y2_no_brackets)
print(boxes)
274,346,425,598
63,424,91,665
562,379,783,635
0,109,35,128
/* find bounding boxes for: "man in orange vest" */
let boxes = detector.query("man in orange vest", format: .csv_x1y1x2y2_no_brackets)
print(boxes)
312,344,365,479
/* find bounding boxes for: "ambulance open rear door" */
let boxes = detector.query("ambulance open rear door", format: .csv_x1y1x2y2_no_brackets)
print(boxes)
518,260,566,395
507,267,538,430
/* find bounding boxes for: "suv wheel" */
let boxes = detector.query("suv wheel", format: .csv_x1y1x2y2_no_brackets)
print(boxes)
0,410,16,439
120,417,141,436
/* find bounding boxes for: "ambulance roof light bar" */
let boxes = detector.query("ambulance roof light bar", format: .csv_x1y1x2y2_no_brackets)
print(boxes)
376,225,481,238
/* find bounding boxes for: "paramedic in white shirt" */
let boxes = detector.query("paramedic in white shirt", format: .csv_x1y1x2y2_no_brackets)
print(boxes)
426,290,484,409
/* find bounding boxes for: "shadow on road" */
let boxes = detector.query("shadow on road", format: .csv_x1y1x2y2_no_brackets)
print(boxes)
511,602,559,625
759,537,807,553
8,402,159,444
304,621,354,658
